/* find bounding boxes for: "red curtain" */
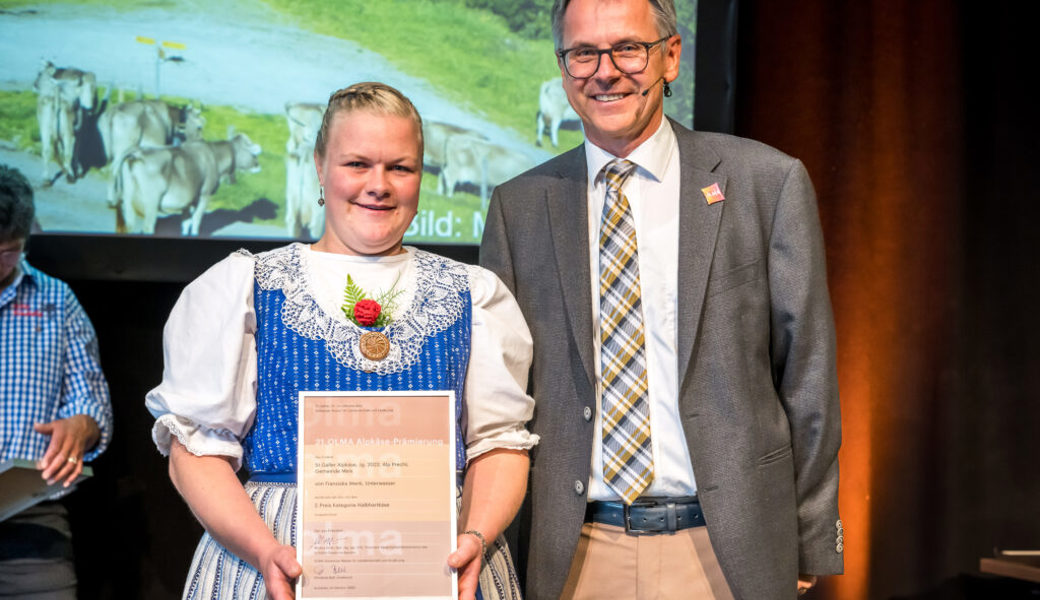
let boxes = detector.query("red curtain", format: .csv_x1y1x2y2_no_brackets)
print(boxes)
735,1,1040,598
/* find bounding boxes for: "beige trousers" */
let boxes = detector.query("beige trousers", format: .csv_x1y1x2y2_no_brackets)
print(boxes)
560,522,735,600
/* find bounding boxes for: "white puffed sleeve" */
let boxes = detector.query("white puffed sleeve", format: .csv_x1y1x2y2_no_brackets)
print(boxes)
145,252,258,471
463,265,539,461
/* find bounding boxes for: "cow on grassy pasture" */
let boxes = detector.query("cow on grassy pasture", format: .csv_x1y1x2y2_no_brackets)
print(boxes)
283,102,324,239
113,130,261,236
535,77,580,148
100,100,205,166
421,120,486,173
101,100,205,207
438,135,535,211
285,102,323,156
33,61,98,183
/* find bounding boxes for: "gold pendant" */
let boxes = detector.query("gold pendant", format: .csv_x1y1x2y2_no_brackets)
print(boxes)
359,331,390,361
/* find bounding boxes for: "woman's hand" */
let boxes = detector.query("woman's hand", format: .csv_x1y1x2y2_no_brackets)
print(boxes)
259,544,303,600
168,440,300,598
454,449,529,600
448,532,484,600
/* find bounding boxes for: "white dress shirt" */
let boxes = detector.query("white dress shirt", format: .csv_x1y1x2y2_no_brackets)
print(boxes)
585,119,698,500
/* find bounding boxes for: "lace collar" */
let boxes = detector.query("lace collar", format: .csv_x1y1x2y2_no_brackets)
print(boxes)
246,243,470,375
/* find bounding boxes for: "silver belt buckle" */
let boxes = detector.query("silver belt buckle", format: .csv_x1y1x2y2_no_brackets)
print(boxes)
623,500,677,534
622,502,645,534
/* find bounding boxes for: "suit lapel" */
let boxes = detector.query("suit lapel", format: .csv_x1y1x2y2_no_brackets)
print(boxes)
675,125,726,388
541,128,725,392
547,148,595,389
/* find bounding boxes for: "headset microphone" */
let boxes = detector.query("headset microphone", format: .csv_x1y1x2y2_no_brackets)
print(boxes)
641,77,670,97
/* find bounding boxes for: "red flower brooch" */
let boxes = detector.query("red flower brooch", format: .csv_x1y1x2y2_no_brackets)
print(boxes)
353,299,381,326
341,274,404,328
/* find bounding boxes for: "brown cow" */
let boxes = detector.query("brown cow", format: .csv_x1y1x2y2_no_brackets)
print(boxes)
421,119,486,173
535,77,580,148
33,61,97,183
113,130,261,235
283,102,324,239
438,136,535,211
101,100,205,207
100,100,205,165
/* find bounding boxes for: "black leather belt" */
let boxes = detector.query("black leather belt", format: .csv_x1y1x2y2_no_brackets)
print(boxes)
585,497,705,533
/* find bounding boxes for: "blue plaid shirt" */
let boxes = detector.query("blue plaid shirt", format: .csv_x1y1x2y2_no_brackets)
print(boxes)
1,259,113,464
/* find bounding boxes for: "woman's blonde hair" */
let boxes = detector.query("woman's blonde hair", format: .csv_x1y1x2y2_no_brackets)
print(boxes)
314,82,423,159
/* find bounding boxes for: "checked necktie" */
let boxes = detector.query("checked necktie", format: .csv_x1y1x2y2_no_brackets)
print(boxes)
598,158,654,504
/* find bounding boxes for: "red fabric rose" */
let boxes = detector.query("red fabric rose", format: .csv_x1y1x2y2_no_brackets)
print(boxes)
353,299,382,326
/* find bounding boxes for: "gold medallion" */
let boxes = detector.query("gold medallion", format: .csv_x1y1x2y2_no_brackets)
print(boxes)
359,331,390,361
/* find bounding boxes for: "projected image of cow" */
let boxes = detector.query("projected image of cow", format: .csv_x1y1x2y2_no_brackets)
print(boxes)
283,102,324,240
112,129,261,235
33,61,98,185
0,1,696,243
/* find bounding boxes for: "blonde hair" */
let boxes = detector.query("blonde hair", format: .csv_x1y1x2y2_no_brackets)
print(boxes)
314,82,423,158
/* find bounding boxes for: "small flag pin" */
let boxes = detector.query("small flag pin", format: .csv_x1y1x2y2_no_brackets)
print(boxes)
702,182,725,205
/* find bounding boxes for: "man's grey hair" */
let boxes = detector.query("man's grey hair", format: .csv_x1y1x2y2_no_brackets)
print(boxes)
0,164,34,243
551,0,679,51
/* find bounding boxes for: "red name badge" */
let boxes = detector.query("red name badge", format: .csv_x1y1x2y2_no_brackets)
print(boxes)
11,303,43,317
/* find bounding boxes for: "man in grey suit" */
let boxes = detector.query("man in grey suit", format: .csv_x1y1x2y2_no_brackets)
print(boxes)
479,0,843,598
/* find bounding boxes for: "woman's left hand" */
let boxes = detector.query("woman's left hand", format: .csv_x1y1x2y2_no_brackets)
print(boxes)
448,532,483,600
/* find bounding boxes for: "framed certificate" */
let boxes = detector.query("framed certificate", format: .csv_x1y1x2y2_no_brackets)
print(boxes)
297,391,458,599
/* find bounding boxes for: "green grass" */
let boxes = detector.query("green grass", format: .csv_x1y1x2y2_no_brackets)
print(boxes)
262,0,563,143
5,0,568,142
0,90,38,150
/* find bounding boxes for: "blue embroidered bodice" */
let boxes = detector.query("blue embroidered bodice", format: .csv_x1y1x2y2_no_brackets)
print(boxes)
240,245,472,476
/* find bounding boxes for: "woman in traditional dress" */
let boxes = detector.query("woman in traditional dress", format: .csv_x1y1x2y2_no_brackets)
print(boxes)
146,82,537,600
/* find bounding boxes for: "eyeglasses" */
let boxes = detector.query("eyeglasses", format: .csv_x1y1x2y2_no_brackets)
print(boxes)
557,36,672,79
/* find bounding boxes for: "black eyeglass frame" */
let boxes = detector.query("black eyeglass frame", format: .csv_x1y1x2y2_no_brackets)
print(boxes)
556,35,674,79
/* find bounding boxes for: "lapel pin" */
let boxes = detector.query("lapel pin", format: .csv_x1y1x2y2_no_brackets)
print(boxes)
701,182,725,205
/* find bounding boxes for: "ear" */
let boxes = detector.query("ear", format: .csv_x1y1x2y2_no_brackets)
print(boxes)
663,34,682,83
313,149,324,187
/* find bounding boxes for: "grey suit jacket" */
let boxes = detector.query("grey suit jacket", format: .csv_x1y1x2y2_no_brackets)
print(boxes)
480,120,843,600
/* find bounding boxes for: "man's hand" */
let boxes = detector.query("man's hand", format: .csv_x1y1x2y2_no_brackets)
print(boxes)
34,414,99,487
259,544,302,600
447,532,483,600
798,574,818,595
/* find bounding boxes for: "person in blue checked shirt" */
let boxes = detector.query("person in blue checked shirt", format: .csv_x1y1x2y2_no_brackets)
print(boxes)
0,164,113,599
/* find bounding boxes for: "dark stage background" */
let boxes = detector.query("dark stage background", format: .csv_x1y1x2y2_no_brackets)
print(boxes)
30,1,1039,598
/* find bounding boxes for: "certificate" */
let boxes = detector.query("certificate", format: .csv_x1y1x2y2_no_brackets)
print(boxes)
297,391,458,600
0,459,93,522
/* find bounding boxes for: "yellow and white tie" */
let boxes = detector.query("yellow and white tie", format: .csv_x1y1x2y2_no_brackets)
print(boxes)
598,158,654,504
